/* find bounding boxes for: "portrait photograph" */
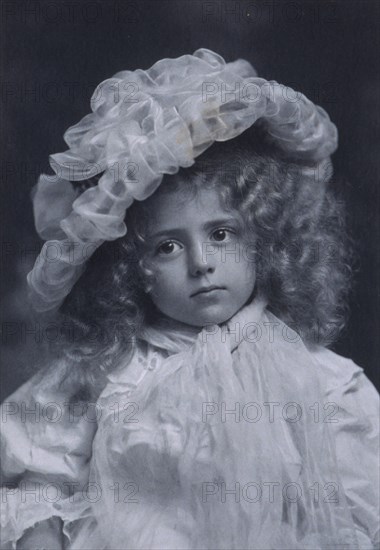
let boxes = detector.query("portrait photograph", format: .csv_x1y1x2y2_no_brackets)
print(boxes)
1,1,379,549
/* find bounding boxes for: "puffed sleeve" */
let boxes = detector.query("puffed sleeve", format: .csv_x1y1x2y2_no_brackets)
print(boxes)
312,347,380,550
0,359,99,549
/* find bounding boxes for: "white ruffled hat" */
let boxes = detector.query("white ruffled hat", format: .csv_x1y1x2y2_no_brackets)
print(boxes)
27,48,338,312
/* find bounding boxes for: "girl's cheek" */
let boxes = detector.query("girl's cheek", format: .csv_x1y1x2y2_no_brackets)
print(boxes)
241,237,256,263
218,241,251,265
152,265,172,288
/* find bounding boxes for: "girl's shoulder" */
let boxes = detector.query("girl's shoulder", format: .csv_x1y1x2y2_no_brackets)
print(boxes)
0,355,97,484
310,346,378,398
310,349,379,549
97,339,167,403
310,346,379,440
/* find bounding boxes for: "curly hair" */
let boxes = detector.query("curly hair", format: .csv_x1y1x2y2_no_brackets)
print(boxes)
50,126,354,400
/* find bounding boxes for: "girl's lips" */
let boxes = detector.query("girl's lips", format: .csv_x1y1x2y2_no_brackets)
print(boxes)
191,288,226,298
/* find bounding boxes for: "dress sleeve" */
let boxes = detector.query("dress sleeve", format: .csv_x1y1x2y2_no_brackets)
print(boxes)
0,360,98,549
312,347,380,550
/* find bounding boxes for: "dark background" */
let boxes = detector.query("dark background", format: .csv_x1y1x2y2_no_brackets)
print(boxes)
1,0,379,400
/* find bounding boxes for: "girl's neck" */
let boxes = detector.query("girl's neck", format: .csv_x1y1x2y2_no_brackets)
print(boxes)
140,291,268,356
147,307,202,336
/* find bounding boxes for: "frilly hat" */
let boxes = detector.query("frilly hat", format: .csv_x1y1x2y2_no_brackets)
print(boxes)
27,48,338,312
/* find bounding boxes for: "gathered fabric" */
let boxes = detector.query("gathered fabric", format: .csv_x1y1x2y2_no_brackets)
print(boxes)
1,297,379,549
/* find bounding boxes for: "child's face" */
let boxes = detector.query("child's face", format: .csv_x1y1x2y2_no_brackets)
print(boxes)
142,185,256,328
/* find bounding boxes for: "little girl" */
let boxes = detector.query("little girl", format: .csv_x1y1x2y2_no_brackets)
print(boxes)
1,49,379,550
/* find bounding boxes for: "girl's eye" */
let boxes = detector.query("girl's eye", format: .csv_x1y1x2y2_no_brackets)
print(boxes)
156,241,181,255
212,228,235,242
155,228,235,256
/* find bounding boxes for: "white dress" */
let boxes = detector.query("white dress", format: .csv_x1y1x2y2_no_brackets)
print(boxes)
1,297,379,549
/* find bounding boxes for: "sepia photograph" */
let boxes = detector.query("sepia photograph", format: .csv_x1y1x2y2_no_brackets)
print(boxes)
1,1,379,549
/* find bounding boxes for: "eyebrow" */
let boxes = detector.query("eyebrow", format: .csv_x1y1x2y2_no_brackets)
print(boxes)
148,217,243,239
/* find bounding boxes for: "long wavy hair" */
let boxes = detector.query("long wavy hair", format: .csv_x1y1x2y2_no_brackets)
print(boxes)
48,126,355,400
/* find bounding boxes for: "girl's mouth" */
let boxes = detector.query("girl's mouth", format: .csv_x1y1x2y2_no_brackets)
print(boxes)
191,286,225,297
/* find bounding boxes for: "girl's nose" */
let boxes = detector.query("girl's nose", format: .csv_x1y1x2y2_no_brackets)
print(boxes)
188,241,215,277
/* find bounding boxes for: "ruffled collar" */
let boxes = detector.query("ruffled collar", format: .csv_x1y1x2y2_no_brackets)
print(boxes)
138,294,268,356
